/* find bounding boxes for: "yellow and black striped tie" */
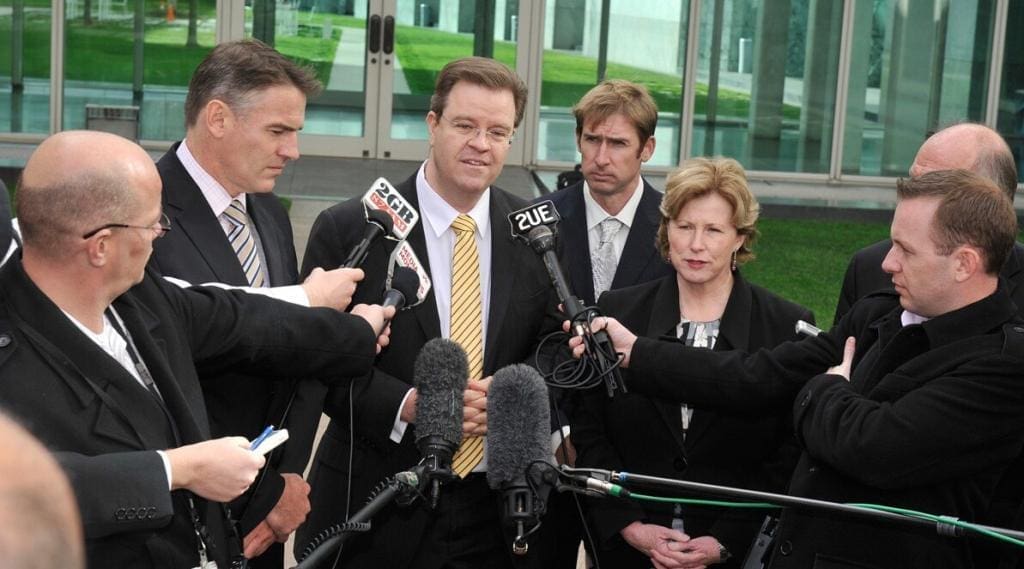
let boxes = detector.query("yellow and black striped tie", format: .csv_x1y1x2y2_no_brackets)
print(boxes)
449,214,485,477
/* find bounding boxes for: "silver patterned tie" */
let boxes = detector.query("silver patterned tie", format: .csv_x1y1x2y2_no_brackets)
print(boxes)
222,199,266,288
591,217,624,298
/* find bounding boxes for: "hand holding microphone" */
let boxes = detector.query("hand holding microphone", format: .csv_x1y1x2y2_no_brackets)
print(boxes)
508,201,627,396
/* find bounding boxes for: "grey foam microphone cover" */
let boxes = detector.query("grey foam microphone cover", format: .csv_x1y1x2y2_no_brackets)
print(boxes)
486,364,551,489
413,338,468,448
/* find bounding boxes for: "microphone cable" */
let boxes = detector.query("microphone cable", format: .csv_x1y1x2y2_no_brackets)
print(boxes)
533,304,624,393
559,475,1024,549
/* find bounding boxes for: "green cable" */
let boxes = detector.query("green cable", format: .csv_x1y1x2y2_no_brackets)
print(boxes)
626,492,777,509
848,503,1024,549
616,491,1024,549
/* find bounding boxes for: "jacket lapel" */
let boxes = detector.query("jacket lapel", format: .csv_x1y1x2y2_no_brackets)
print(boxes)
558,186,597,305
2,263,176,450
484,190,516,374
112,291,208,444
683,273,753,447
246,194,293,287
397,177,443,342
160,145,250,286
641,277,689,453
611,181,664,291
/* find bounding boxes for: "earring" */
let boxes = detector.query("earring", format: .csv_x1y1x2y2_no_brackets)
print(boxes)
731,250,737,272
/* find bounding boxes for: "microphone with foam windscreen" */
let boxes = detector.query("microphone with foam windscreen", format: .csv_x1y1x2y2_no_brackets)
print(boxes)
413,338,468,509
487,363,553,555
342,209,394,268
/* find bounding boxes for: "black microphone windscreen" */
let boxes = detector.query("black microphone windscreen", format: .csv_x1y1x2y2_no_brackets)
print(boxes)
367,208,395,234
486,364,551,489
414,339,468,448
390,267,420,305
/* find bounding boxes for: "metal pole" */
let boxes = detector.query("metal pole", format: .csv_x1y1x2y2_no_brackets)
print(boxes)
596,0,610,82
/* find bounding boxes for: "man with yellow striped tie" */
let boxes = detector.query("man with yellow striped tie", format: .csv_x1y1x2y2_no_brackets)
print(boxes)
298,57,561,569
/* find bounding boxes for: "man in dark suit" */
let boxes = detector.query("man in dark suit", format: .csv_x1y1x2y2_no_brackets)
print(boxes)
0,130,388,569
578,169,1024,569
544,79,672,308
296,57,558,568
541,79,674,568
148,40,364,567
834,123,1021,323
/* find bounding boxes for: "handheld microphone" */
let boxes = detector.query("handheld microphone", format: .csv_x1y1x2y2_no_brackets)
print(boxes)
361,177,420,240
388,240,432,308
486,364,553,555
382,267,421,312
381,266,423,329
413,338,468,509
508,201,626,397
342,209,394,268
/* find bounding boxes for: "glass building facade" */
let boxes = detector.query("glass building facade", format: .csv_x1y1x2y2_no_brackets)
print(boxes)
0,0,1021,186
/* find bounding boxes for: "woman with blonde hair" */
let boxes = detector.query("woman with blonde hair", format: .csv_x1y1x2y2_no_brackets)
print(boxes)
573,157,813,568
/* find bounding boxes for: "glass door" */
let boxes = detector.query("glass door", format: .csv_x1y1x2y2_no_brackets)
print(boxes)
246,0,522,161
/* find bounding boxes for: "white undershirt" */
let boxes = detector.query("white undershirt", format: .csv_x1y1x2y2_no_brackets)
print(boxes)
62,309,174,489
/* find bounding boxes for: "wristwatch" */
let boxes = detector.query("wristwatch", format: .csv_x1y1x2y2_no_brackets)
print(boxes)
719,543,732,562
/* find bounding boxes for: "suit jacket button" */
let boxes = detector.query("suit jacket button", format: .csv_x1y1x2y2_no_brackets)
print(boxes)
778,539,793,556
672,457,686,471
0,334,11,347
115,508,125,521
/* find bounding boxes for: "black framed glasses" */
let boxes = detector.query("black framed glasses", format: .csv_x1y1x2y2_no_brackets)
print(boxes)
82,213,172,239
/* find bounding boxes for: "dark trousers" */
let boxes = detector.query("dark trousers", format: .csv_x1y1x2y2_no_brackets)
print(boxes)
411,473,516,569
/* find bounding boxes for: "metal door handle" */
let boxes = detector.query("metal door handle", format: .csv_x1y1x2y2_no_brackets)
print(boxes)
383,16,395,55
368,14,381,54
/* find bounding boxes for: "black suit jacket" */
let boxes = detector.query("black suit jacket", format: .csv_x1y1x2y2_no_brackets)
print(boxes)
543,179,673,307
149,143,308,535
295,173,559,568
0,262,376,569
627,285,1024,569
573,273,812,567
834,239,1024,323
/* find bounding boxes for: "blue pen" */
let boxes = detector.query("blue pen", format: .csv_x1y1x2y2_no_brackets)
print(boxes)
250,425,275,450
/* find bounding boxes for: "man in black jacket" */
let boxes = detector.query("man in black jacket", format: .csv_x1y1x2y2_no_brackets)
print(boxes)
543,80,672,307
575,169,1024,569
0,130,389,569
297,57,559,569
834,123,1020,323
149,40,364,567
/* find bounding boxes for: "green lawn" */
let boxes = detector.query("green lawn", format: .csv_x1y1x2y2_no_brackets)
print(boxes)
744,217,891,329
390,23,799,119
0,8,339,86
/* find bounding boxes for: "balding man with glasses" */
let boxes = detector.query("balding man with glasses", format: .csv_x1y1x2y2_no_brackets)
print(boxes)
0,130,390,569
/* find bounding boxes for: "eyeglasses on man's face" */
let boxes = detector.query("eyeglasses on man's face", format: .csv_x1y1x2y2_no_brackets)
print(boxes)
440,115,514,145
82,213,172,239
